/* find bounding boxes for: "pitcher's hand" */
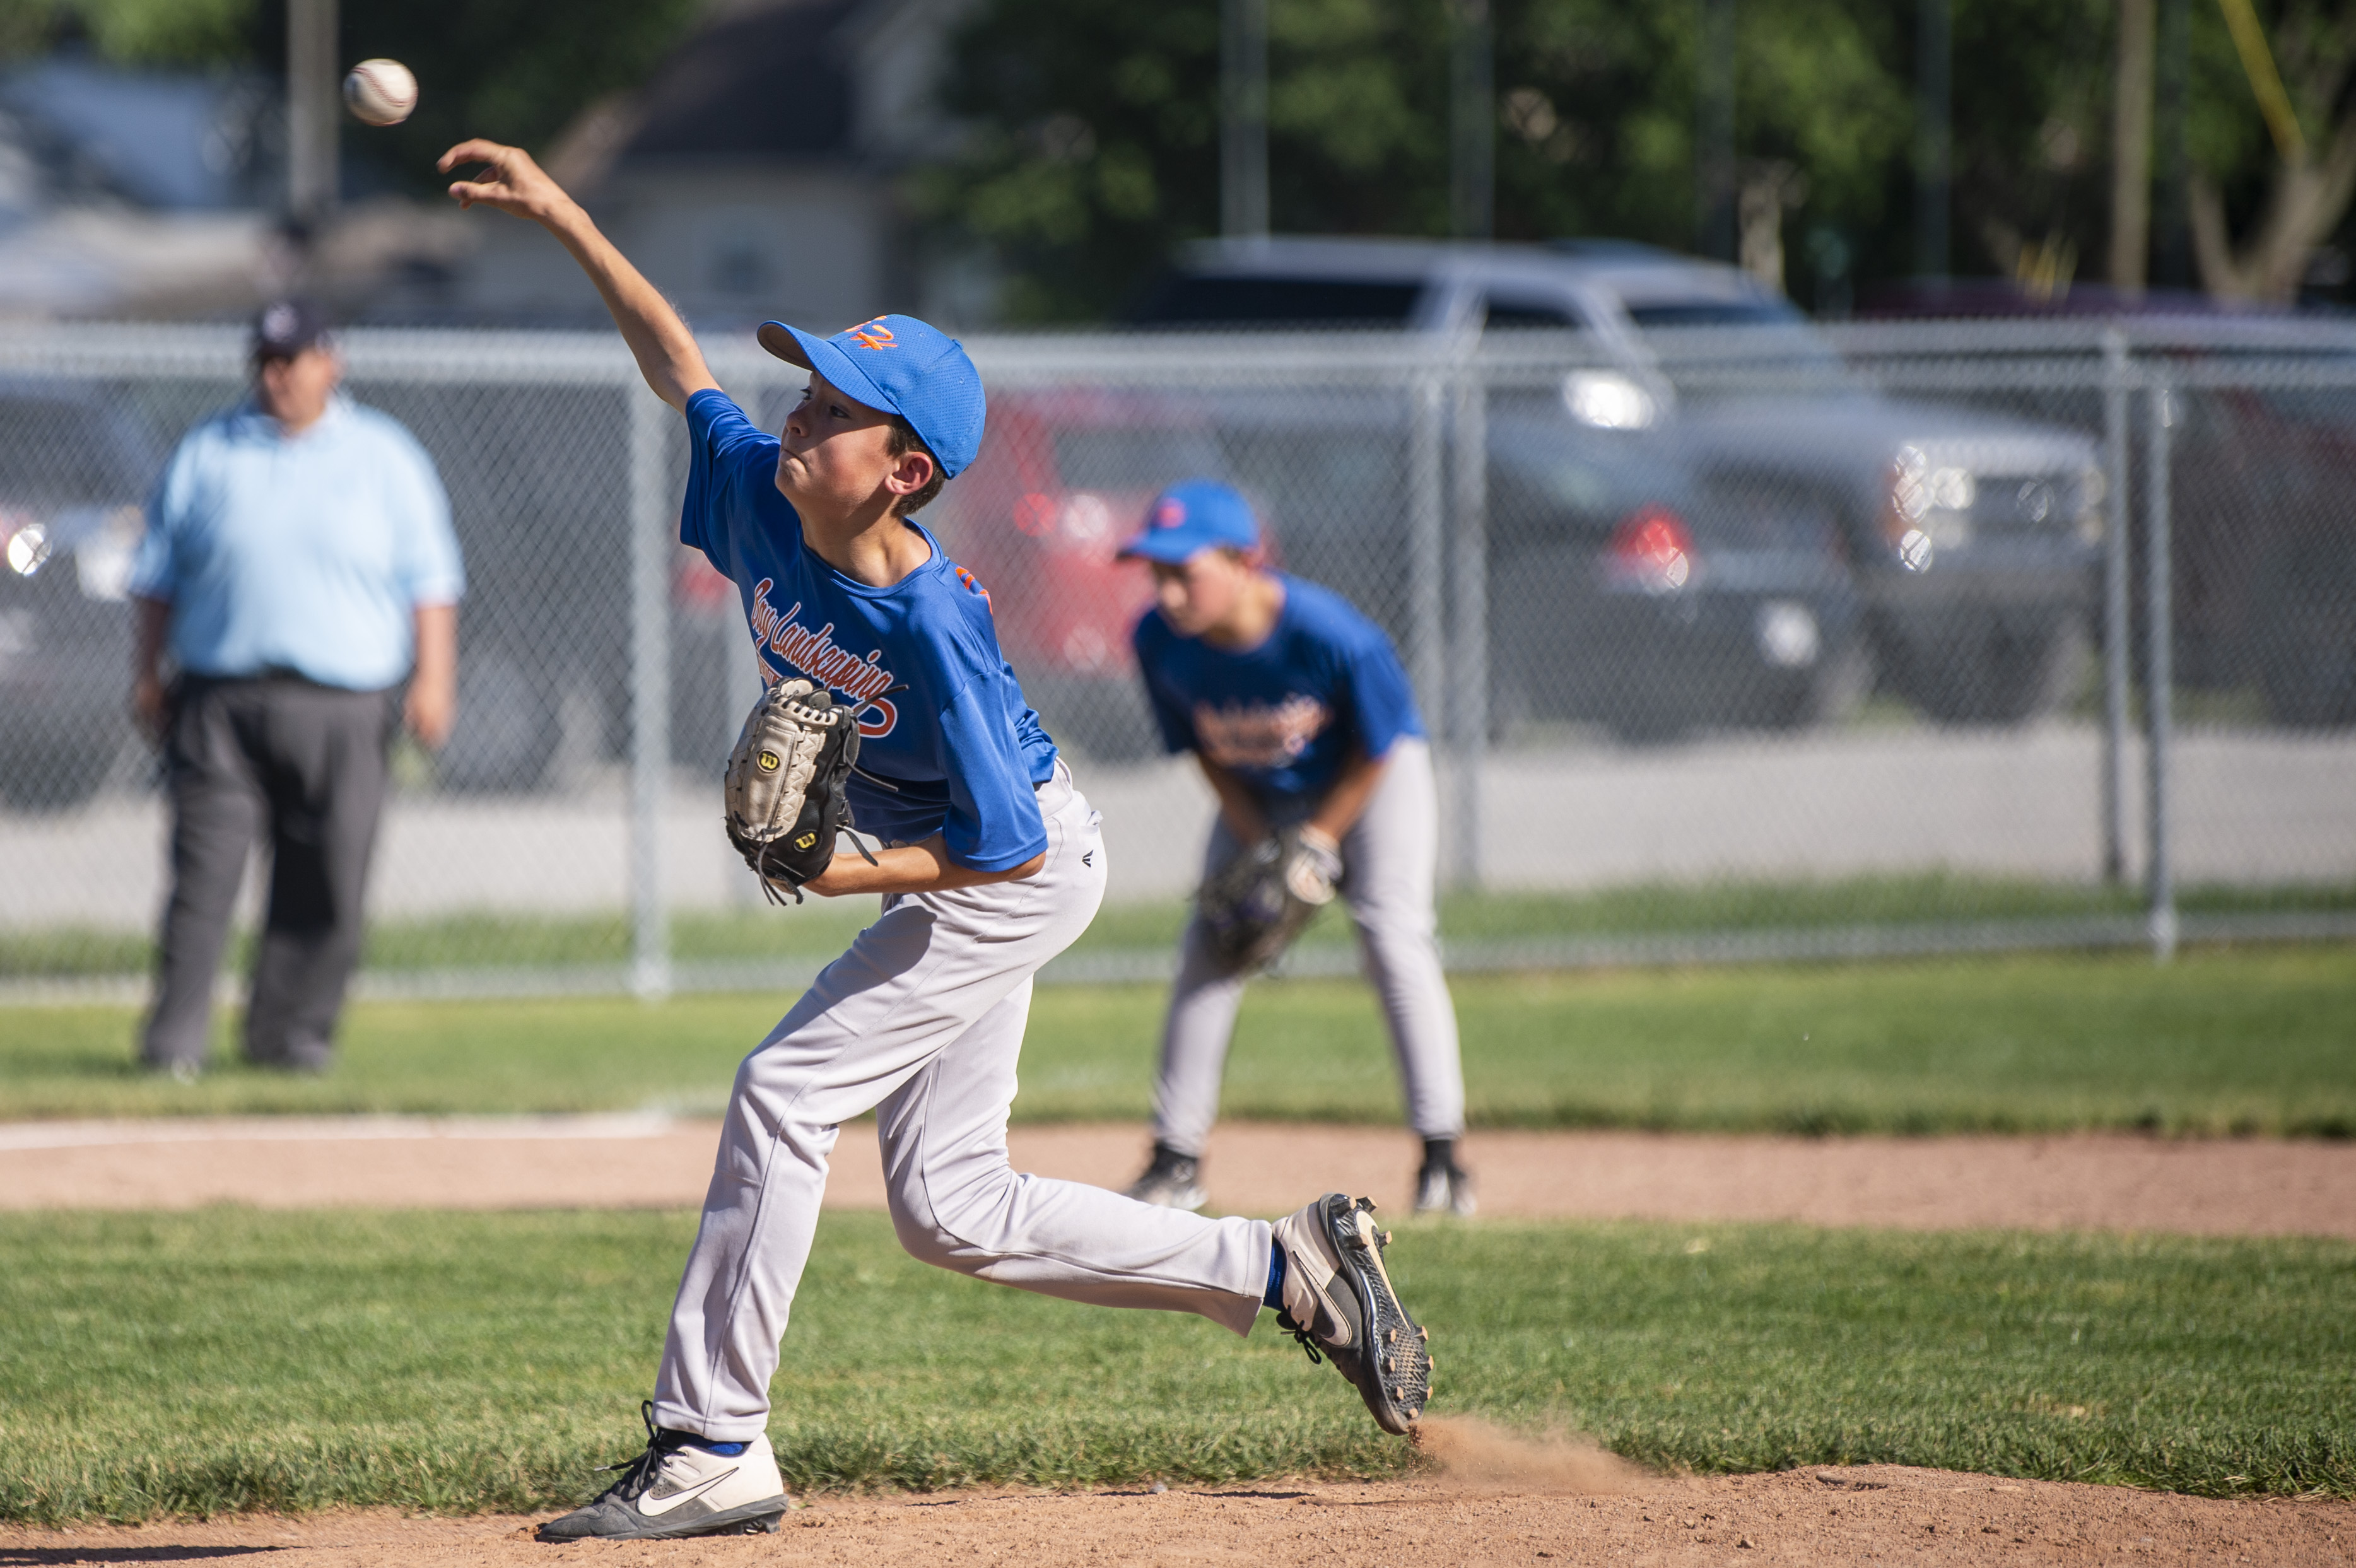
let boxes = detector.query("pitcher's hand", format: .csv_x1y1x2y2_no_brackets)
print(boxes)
439,139,572,225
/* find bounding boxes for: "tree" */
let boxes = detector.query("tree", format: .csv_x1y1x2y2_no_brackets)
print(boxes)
1488,0,1909,286
919,0,1460,322
918,0,2157,322
923,0,2347,319
2187,0,2356,303
0,0,250,63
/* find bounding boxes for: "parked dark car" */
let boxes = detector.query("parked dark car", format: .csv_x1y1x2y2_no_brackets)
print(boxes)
931,375,1859,750
1486,412,1862,739
1861,282,2356,727
1201,384,1864,742
348,379,632,793
1130,237,2106,729
2172,381,2356,727
1669,397,2104,723
0,382,153,810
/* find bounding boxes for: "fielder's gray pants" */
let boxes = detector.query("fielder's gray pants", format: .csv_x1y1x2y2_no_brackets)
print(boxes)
1151,737,1465,1157
654,761,1273,1442
143,676,392,1072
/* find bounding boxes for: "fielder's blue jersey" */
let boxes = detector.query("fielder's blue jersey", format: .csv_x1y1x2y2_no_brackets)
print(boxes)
680,389,1057,871
1134,573,1424,804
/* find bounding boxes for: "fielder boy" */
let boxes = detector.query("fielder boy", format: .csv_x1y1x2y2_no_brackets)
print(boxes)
1118,481,1473,1217
437,141,1432,1542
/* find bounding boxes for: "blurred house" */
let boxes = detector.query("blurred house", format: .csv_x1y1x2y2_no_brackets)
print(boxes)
0,54,470,322
0,56,284,319
452,0,982,332
0,0,978,328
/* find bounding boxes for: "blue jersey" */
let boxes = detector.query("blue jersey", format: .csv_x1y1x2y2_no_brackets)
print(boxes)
1134,573,1425,804
680,389,1057,871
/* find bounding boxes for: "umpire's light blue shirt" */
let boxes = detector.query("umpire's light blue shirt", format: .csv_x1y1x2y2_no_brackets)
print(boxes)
128,395,463,691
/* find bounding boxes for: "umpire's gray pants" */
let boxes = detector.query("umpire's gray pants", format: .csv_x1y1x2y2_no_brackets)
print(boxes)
1151,738,1465,1157
143,676,393,1072
653,761,1273,1442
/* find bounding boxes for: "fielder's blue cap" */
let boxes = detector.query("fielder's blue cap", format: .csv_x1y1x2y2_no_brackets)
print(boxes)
756,313,986,479
1118,479,1262,563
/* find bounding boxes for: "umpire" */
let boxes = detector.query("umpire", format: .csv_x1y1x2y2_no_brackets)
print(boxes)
127,300,464,1077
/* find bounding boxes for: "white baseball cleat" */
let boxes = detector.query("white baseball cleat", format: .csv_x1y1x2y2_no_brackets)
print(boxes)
537,1402,789,1542
1270,1193,1433,1435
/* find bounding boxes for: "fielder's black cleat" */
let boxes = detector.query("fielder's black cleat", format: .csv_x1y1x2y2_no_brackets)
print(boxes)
1125,1142,1208,1210
1414,1138,1477,1217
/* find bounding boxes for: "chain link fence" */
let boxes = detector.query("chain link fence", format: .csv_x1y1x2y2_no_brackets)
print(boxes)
2,318,2351,1003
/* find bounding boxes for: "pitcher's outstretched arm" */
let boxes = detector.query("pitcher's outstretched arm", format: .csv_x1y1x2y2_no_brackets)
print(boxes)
438,138,718,412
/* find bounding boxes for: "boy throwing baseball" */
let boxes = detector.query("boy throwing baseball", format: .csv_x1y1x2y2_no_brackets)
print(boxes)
437,142,1432,1541
1119,481,1472,1217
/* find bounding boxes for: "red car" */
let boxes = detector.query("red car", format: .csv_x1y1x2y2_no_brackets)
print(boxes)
928,389,1228,761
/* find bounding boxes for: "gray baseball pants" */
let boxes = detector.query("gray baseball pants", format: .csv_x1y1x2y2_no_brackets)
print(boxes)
143,675,393,1073
653,760,1274,1442
1151,738,1465,1157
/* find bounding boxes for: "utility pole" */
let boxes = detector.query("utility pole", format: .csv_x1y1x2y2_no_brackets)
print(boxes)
1915,0,1951,279
1695,0,1735,261
2152,0,2190,286
1220,0,1269,241
2108,0,2154,293
1448,0,1494,241
286,0,339,226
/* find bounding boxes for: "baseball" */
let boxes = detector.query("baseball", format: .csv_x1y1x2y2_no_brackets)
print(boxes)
343,59,418,126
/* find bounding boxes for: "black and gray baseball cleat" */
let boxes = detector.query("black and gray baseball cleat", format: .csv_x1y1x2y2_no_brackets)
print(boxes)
1270,1192,1433,1434
1414,1140,1477,1217
1125,1142,1208,1211
537,1401,790,1542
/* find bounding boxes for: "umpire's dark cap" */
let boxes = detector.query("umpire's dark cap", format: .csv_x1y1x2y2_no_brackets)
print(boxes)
251,298,331,360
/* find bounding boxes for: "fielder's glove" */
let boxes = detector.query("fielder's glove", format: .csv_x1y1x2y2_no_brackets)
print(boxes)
1199,824,1344,975
724,678,870,904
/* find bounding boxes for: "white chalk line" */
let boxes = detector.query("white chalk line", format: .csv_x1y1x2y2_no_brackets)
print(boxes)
0,1112,680,1152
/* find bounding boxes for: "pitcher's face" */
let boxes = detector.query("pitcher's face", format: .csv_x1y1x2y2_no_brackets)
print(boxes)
775,374,906,515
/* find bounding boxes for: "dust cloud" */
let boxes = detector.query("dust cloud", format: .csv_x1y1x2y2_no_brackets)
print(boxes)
1408,1416,1645,1494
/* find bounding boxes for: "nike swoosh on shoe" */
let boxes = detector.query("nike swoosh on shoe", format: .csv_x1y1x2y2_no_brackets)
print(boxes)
636,1466,737,1516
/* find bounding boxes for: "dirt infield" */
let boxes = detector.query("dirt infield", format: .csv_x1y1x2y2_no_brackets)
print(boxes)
4,1116,2354,1237
8,1122,2354,1558
3,1459,2349,1567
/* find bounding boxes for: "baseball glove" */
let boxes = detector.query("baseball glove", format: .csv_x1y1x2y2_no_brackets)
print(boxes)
1198,824,1344,975
724,678,869,904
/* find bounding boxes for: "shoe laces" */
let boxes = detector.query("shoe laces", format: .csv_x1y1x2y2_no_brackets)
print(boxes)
1275,1306,1326,1367
598,1400,695,1501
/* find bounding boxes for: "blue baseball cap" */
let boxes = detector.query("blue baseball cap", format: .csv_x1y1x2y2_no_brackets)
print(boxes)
1118,479,1262,563
756,313,987,479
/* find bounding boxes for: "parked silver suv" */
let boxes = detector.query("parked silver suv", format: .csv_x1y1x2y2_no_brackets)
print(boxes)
1132,237,2105,727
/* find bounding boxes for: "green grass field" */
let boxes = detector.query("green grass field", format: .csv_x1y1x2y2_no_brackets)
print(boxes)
4,946,2352,1135
1,1209,2347,1523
